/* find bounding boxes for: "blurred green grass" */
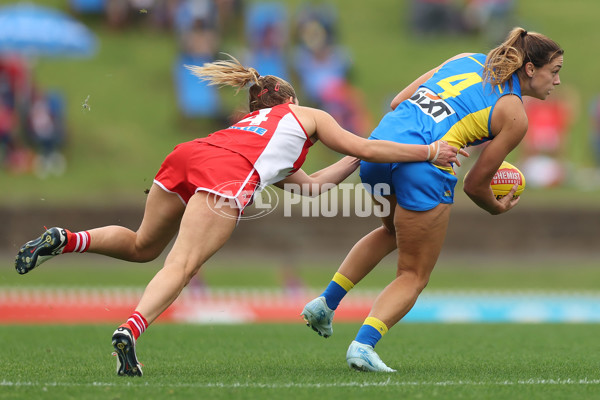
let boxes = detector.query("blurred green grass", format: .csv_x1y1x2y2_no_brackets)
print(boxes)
2,254,599,291
1,0,600,206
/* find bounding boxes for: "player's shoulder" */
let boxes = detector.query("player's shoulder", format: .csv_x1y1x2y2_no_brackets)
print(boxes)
492,95,528,134
288,104,324,134
495,94,527,117
290,104,329,120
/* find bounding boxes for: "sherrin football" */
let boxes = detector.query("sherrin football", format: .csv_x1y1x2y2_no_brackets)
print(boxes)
490,161,526,198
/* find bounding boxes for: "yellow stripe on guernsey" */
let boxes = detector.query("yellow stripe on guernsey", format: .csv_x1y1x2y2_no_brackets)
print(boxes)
437,106,492,173
332,272,355,292
468,55,503,94
364,317,389,336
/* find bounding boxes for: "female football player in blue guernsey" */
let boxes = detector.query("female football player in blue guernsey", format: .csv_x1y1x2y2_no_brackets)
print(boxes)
14,55,464,377
302,27,564,372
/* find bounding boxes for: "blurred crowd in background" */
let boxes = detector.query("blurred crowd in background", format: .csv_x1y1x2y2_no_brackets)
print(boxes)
0,55,67,178
1,0,599,191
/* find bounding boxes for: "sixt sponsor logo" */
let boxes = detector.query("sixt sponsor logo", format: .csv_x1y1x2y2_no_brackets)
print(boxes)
408,87,456,123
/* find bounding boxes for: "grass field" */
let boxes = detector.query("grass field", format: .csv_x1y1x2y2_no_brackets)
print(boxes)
1,250,600,400
2,255,600,399
2,323,600,400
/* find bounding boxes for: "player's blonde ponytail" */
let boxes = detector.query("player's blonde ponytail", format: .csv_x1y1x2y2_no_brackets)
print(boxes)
186,54,297,112
483,27,563,88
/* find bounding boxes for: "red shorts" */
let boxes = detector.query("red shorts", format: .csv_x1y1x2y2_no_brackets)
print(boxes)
154,140,260,209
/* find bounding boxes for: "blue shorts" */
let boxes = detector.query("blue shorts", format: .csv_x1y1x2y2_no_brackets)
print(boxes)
359,157,458,212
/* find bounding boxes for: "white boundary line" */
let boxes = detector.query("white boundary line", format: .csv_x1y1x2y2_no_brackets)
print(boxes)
2,378,600,388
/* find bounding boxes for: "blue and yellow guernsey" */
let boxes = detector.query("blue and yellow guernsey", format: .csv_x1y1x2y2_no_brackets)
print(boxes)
371,53,521,170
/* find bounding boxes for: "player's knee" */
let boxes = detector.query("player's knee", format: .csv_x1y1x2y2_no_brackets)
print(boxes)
183,263,202,285
397,267,430,293
161,257,200,286
130,232,172,262
131,246,162,263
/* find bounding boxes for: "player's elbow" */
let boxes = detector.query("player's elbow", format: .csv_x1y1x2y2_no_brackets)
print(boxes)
462,183,477,199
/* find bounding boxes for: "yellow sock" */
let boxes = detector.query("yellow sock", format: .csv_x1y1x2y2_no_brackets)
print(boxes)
364,316,389,336
332,272,355,292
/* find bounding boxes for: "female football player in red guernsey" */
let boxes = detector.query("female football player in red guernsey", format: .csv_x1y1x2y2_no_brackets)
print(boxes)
302,27,564,372
14,55,464,376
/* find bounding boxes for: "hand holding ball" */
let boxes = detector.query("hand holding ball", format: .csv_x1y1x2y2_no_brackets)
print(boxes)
464,161,526,199
490,161,526,199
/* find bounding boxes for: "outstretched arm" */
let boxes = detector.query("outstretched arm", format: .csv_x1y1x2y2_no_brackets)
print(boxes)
307,108,465,167
274,156,360,197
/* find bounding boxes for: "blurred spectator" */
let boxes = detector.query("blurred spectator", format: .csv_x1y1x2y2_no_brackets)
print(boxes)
0,56,27,108
462,0,516,43
174,0,218,33
25,90,67,178
294,2,339,46
0,56,29,172
320,79,372,137
0,97,16,167
213,0,244,36
173,1,224,121
410,0,463,36
292,2,347,103
243,2,290,80
520,90,576,188
148,0,181,30
292,2,370,135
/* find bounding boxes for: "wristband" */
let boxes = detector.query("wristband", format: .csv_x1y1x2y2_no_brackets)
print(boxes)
427,142,441,163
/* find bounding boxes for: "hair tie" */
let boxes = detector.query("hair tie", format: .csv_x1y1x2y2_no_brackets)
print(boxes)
274,82,280,92
520,30,528,38
257,88,268,97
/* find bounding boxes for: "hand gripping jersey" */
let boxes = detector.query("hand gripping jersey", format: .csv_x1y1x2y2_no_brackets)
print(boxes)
200,103,313,188
371,53,522,151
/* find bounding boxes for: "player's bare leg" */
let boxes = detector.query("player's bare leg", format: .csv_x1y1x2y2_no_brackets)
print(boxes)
302,195,397,337
15,184,185,274
369,203,450,327
112,191,239,376
133,191,239,323
87,184,185,262
346,203,451,372
337,194,398,284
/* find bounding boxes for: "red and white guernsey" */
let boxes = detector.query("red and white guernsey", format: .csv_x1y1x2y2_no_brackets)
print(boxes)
200,103,314,188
